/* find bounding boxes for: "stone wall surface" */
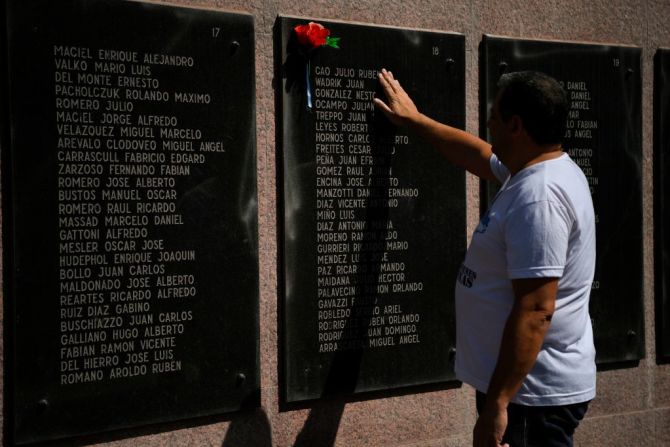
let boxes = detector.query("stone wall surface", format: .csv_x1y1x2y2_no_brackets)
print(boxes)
4,0,670,445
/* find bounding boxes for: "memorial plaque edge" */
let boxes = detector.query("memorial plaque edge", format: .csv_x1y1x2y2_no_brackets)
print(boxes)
654,48,670,364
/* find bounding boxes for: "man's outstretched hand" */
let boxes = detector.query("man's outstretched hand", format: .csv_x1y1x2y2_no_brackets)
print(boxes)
373,68,421,127
373,68,496,181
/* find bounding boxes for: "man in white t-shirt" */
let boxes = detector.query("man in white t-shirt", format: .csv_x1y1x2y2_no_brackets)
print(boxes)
374,70,595,447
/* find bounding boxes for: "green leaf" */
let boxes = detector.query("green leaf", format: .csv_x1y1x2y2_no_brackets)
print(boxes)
325,36,341,49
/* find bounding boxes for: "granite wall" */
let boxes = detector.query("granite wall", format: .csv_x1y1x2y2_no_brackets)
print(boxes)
5,0,670,445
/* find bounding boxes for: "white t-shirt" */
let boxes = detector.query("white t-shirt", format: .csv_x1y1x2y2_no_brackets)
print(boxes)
454,153,596,406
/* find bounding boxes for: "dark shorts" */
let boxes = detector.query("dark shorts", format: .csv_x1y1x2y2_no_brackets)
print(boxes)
476,391,590,447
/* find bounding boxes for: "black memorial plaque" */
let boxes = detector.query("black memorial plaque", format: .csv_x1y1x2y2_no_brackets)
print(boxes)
480,36,644,364
4,0,260,443
655,49,670,362
278,16,466,402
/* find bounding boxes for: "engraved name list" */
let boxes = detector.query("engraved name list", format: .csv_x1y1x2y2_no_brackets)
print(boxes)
54,44,223,386
311,64,424,354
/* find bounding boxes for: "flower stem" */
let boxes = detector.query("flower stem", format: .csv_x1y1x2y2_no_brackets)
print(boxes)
306,59,313,110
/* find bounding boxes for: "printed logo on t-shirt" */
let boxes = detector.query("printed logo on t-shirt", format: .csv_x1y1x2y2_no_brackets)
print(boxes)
475,213,490,234
457,264,477,288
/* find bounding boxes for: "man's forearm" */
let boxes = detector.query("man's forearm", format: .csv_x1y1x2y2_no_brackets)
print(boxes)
484,277,557,410
407,113,495,181
473,297,553,447
484,306,552,410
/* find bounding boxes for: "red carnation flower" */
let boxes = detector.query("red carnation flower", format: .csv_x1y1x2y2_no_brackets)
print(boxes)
294,22,330,49
290,21,340,110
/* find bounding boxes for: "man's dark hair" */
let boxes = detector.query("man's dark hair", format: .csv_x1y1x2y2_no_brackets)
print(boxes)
496,71,569,145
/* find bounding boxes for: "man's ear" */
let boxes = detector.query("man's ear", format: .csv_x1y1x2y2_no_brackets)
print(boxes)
508,115,524,136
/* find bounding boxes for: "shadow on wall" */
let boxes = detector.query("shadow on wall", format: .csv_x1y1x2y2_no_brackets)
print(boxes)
27,406,273,447
274,19,365,447
292,401,345,447
221,408,273,447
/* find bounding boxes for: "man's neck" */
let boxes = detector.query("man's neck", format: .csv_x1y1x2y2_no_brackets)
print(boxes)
507,144,563,176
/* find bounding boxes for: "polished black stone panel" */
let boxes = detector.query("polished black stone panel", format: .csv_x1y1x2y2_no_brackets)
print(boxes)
278,16,466,402
480,35,644,364
4,0,259,443
655,49,670,363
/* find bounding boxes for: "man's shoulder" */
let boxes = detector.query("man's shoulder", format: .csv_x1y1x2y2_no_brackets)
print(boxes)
520,155,587,195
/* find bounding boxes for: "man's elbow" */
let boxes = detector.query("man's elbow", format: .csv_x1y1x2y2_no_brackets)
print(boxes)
530,309,553,333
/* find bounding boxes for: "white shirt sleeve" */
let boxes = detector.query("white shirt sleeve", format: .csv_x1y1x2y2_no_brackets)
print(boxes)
504,200,573,279
489,153,510,183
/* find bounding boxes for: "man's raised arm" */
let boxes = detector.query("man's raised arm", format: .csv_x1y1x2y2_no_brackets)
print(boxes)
374,69,497,182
